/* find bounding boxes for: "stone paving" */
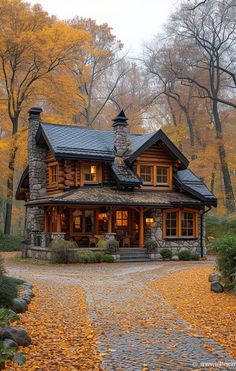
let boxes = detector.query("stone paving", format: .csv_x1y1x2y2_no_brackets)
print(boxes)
4,255,236,370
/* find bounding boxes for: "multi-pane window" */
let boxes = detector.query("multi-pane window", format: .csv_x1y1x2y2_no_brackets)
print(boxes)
157,167,169,185
116,210,128,226
163,209,198,239
50,165,58,184
138,164,171,187
84,165,97,182
72,209,95,233
181,212,194,236
165,211,178,237
140,165,152,183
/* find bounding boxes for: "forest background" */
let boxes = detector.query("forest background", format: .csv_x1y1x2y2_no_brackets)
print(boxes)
0,0,236,236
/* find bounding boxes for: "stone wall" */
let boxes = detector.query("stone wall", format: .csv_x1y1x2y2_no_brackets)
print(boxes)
150,208,205,255
26,108,47,236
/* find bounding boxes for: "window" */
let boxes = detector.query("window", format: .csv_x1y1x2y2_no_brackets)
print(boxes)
157,166,169,186
163,209,198,239
116,210,128,226
83,165,97,182
137,164,172,188
72,209,95,234
140,165,152,183
165,211,178,237
49,165,58,185
181,211,194,237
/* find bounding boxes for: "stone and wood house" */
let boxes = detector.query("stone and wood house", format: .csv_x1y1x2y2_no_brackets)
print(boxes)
16,107,217,260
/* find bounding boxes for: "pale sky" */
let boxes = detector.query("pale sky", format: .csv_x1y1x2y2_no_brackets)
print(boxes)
29,0,178,55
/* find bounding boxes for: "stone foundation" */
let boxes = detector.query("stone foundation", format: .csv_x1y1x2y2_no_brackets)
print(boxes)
150,208,205,255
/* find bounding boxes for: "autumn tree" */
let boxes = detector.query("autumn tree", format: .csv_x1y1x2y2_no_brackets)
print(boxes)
145,0,236,212
68,17,127,128
0,0,89,234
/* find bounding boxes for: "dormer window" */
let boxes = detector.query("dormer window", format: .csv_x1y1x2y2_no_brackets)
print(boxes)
137,164,172,189
84,165,97,183
156,166,169,186
140,165,152,184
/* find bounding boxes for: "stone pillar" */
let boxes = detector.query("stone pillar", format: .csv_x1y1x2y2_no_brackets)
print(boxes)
112,110,129,157
26,108,47,239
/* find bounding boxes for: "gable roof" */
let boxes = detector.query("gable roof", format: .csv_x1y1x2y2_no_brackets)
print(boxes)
126,129,189,168
174,169,217,206
110,162,142,188
36,123,188,168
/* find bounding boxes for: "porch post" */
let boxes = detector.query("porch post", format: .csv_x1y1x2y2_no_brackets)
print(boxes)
56,207,62,233
139,207,144,247
108,208,112,233
44,208,49,233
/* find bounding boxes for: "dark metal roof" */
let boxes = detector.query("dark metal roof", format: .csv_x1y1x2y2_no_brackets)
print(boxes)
110,161,142,187
37,123,142,161
174,170,217,206
36,123,188,168
26,186,203,207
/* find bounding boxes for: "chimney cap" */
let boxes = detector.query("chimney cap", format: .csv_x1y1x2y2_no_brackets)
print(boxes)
112,109,128,126
28,107,43,117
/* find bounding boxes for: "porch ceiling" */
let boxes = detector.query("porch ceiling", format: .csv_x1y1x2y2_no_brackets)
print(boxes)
26,186,203,207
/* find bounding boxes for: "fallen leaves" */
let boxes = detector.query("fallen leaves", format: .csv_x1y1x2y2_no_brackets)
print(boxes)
6,282,102,370
150,267,236,358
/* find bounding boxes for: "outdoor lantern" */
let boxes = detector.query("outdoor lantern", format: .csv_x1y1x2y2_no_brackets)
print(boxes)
145,217,154,227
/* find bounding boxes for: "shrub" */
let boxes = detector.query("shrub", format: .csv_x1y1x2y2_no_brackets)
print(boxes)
0,276,18,308
75,250,96,264
102,255,114,263
96,238,108,249
208,233,236,291
105,239,119,254
49,239,77,264
0,234,22,252
191,252,200,261
160,248,173,260
93,251,105,263
144,238,158,253
178,249,192,261
0,255,6,279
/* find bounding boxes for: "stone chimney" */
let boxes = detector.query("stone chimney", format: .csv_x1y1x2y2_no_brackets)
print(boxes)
27,107,47,233
112,110,129,157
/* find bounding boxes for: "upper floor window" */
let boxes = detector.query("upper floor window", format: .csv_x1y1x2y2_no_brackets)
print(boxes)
83,165,97,183
163,209,198,239
138,164,172,188
140,165,152,184
49,165,58,185
156,166,169,186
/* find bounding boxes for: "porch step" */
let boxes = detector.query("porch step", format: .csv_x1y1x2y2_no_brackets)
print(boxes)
118,258,152,263
118,248,151,262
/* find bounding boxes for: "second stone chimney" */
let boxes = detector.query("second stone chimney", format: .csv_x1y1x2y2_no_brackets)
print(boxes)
112,110,129,157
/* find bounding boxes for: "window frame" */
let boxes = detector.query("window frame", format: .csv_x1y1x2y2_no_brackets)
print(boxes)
115,210,129,227
81,163,101,186
137,163,172,189
48,163,58,186
163,208,198,239
71,209,95,235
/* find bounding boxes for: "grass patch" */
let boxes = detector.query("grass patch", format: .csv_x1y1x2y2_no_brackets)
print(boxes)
0,234,23,251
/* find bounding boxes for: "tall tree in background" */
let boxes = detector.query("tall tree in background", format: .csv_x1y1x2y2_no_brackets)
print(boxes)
144,0,236,212
69,17,126,128
0,0,89,234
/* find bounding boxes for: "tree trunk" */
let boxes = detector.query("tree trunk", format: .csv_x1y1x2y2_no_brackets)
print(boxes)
212,100,235,212
4,138,18,234
210,163,217,194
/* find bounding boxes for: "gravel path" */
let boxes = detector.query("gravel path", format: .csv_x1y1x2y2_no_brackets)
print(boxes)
4,255,236,370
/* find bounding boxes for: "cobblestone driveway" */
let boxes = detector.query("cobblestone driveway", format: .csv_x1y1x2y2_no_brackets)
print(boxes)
5,256,236,370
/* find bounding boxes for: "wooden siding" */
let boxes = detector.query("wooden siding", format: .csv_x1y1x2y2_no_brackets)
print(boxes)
135,143,176,164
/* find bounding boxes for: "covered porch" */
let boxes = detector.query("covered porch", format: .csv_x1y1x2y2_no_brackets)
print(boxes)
32,205,153,248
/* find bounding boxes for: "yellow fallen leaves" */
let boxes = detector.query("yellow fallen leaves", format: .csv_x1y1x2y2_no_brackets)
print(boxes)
6,282,102,370
150,267,236,358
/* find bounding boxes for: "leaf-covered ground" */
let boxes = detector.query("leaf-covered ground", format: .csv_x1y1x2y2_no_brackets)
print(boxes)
150,267,236,358
6,281,101,370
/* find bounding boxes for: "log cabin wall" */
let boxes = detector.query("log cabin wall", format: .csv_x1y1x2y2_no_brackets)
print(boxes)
134,143,177,165
46,151,114,194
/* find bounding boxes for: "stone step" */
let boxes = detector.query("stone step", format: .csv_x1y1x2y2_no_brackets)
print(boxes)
118,257,152,262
